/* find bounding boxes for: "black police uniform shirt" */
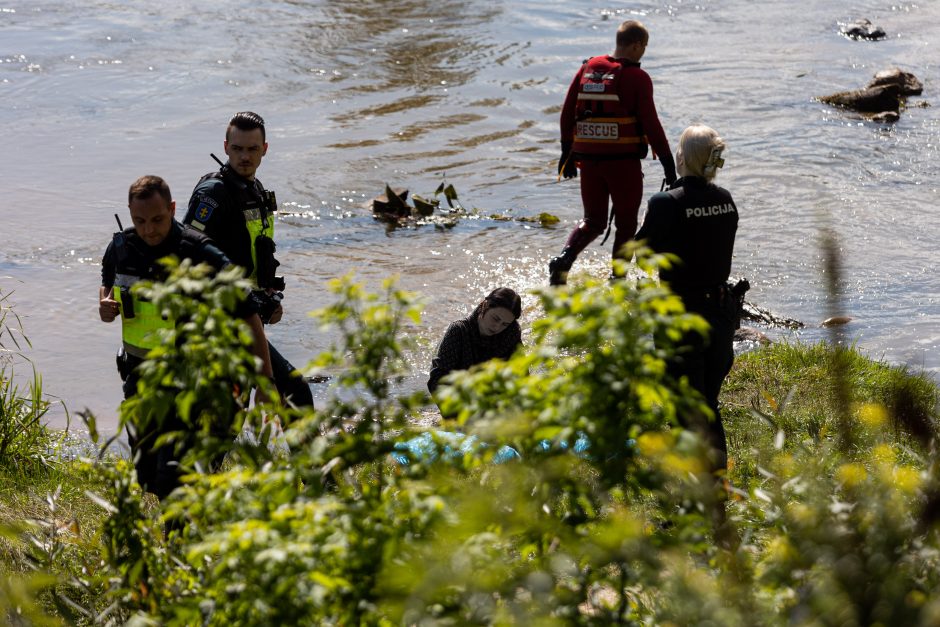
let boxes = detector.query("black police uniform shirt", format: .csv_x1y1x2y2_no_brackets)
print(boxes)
101,219,230,289
184,167,272,280
100,219,255,325
635,176,738,296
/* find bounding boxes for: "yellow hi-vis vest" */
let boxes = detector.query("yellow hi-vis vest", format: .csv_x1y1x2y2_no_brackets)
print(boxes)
112,275,173,359
243,207,275,288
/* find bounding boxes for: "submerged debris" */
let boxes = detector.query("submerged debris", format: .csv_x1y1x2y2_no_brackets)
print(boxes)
489,212,560,226
818,68,925,122
370,181,560,230
742,301,805,330
840,18,886,41
372,185,411,217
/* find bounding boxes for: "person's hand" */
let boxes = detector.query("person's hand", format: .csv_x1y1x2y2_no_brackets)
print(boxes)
558,142,578,179
254,289,284,324
663,162,677,186
99,296,120,322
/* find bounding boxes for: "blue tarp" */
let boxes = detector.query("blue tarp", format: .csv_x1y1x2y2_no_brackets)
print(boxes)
390,430,607,466
391,430,521,465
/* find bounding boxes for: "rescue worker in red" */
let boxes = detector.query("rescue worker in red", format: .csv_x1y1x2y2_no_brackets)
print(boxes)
549,20,677,285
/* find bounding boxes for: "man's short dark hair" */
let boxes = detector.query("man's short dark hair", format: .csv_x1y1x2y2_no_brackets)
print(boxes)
128,175,172,206
227,111,266,142
616,20,649,47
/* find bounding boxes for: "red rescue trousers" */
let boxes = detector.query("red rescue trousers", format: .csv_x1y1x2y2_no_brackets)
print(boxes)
563,158,644,260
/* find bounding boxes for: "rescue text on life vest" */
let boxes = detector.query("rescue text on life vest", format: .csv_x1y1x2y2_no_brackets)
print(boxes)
572,57,648,157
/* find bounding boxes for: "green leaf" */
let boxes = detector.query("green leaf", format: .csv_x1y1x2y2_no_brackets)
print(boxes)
84,490,118,514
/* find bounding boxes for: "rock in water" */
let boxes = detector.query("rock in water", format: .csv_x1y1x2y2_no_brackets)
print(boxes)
821,315,853,327
734,327,771,345
868,68,923,96
818,68,925,121
841,19,886,41
819,83,901,113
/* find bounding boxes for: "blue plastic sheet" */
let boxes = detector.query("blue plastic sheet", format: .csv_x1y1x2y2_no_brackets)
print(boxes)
391,430,521,466
390,430,635,466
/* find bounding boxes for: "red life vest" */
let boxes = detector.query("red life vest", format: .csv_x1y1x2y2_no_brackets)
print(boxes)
572,56,648,158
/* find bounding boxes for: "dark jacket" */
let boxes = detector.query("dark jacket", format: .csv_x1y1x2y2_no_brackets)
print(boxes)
183,167,275,279
428,304,522,394
635,176,738,299
101,220,229,290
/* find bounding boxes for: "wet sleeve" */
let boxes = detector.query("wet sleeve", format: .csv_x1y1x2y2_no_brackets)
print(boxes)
101,241,116,289
560,65,585,143
428,323,468,394
635,192,677,252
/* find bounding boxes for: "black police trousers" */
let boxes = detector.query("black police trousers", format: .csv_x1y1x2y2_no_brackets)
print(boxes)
666,297,736,473
120,354,229,501
268,341,314,408
121,360,188,501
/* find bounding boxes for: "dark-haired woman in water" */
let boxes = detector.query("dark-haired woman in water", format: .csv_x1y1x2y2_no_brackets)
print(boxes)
428,287,523,400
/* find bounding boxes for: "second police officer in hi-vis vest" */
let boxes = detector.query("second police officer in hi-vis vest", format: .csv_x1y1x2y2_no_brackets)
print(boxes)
549,20,677,285
184,111,314,408
99,175,272,499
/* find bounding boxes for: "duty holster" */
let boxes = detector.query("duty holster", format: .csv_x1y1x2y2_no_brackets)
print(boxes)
723,278,750,330
254,234,285,292
116,347,132,382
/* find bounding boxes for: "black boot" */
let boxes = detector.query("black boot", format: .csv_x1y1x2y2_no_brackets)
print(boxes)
548,248,576,286
609,257,628,283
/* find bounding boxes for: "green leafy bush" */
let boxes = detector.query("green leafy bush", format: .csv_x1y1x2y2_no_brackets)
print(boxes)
4,251,940,625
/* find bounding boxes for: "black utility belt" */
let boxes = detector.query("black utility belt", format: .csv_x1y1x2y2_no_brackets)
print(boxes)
675,284,729,303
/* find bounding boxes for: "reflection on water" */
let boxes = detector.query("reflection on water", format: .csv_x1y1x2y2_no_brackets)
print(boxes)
316,0,503,94
2,0,938,431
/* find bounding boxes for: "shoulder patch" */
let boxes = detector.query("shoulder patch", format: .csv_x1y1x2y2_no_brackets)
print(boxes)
194,202,214,223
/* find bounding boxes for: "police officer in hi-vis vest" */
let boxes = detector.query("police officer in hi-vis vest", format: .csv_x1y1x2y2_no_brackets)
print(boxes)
184,111,313,408
100,175,273,499
636,124,739,481
550,20,677,285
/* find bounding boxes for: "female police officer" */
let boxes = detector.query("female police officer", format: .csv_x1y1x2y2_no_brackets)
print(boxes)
635,124,738,478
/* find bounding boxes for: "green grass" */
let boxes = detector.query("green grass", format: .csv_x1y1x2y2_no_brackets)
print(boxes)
722,341,939,488
0,465,111,573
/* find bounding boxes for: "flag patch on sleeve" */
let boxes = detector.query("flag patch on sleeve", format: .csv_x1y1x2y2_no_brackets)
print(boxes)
194,202,214,223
